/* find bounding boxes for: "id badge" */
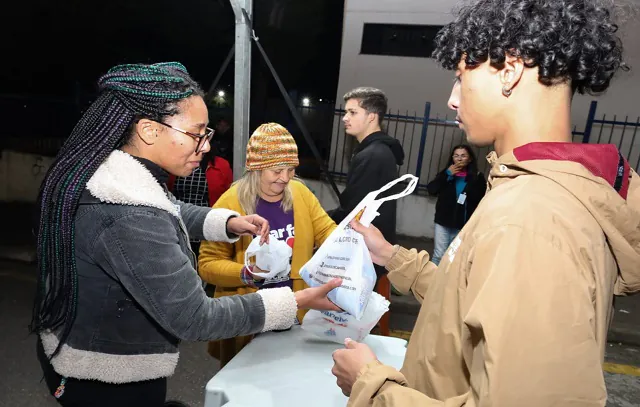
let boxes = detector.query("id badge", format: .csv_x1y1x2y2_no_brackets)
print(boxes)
457,192,467,205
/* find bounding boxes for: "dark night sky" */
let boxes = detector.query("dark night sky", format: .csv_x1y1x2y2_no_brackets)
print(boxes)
1,0,344,105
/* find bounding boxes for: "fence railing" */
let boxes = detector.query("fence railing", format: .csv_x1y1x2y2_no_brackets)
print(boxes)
323,103,499,192
574,101,640,172
321,100,640,193
0,137,64,157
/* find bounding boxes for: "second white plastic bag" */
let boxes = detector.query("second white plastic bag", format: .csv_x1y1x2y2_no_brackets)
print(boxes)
301,292,391,343
244,236,292,280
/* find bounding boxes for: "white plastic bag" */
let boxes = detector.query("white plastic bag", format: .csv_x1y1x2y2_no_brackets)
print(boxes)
244,236,293,280
299,174,418,319
301,292,391,343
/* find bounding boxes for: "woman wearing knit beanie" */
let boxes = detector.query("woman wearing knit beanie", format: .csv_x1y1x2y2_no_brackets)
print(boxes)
198,122,337,366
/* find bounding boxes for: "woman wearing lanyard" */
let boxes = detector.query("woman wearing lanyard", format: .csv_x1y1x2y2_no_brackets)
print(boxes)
426,144,486,264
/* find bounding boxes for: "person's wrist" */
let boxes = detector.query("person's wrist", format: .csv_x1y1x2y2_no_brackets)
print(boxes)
357,360,383,380
294,290,306,310
225,216,238,238
379,243,397,267
241,265,255,287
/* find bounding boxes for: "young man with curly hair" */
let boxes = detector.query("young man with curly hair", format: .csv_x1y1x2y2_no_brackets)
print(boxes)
331,1,640,406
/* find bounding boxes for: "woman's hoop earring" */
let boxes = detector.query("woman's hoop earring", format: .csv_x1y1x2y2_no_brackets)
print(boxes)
502,86,513,97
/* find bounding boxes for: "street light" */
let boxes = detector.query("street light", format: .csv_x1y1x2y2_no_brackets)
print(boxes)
218,90,226,98
302,97,310,107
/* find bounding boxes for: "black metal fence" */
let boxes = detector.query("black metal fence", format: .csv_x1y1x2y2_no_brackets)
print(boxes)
323,103,497,191
573,101,640,172
323,100,640,193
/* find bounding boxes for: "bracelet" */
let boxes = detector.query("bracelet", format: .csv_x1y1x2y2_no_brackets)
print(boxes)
240,265,264,288
240,265,255,287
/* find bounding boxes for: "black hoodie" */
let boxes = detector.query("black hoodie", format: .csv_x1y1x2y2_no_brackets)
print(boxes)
329,131,405,275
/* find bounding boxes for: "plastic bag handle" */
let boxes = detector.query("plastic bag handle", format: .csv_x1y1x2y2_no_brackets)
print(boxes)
368,174,418,204
244,238,263,269
244,248,256,270
359,174,418,226
337,174,418,228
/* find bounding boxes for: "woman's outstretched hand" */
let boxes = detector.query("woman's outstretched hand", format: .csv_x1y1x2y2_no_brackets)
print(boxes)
294,278,343,311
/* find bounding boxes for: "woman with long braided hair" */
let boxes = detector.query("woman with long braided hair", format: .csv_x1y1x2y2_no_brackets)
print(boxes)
31,62,341,407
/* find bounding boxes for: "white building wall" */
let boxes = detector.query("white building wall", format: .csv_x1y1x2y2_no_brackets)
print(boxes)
336,0,456,118
337,0,640,126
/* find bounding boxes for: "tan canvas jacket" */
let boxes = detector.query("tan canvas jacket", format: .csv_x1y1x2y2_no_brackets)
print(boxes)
349,142,640,407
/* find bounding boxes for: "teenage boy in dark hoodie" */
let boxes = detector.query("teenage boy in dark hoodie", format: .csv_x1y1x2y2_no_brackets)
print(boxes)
329,87,405,278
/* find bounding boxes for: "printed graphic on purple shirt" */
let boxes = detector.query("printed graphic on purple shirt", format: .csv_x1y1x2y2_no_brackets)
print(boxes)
255,198,294,289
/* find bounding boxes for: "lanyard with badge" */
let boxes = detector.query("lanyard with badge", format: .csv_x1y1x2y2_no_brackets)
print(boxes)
457,191,468,223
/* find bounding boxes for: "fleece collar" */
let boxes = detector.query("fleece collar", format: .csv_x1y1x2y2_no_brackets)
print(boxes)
86,150,179,218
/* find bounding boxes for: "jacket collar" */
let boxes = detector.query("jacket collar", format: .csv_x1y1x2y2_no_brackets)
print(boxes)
357,131,387,150
355,131,405,165
134,156,170,185
86,150,179,218
487,142,631,199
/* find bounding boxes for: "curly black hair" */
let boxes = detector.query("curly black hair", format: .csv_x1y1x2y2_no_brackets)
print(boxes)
433,0,629,95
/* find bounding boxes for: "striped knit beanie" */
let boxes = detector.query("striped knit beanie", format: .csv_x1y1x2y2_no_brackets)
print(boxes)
245,123,299,171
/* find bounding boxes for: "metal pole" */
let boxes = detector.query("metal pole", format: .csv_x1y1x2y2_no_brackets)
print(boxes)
582,100,598,144
415,102,431,182
229,0,252,179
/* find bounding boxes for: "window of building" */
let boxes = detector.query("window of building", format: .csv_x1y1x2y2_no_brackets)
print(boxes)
360,23,443,58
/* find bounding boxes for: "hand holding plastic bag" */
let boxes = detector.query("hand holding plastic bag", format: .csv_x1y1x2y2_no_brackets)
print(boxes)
244,236,292,280
299,174,418,319
301,292,390,343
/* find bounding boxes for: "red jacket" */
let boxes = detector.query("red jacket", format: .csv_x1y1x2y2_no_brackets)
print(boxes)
168,156,233,206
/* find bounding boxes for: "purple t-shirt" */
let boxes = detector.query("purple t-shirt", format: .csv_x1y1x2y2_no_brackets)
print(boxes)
255,198,294,289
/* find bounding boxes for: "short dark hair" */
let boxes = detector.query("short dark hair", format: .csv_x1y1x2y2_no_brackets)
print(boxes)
432,0,628,95
343,87,388,124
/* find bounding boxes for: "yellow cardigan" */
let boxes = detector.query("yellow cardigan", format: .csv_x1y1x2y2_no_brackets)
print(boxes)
199,179,336,300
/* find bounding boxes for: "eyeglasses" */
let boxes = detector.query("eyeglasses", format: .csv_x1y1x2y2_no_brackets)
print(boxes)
154,121,215,154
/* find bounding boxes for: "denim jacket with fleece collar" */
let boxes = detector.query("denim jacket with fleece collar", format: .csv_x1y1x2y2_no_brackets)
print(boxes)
40,150,298,384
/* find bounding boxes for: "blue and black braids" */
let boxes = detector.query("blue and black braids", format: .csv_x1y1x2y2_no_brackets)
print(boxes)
30,62,204,357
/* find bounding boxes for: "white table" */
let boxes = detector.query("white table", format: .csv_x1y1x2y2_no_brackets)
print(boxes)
203,326,408,407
